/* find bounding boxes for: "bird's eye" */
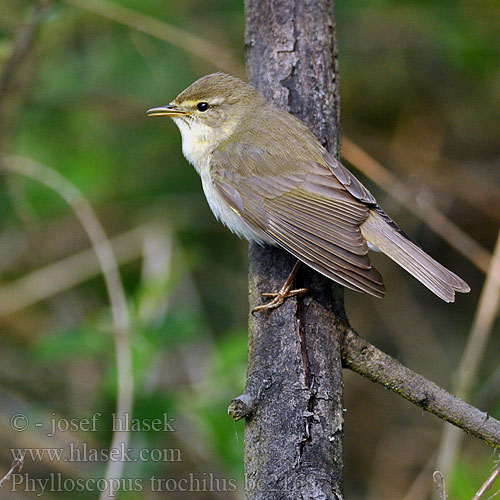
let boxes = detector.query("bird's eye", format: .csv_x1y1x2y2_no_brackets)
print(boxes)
196,102,209,112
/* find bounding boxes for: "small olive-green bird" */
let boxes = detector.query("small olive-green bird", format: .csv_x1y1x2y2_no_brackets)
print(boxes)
147,73,469,304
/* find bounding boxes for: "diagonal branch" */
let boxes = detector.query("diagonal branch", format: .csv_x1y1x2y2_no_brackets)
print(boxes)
471,461,500,500
341,328,500,449
0,455,24,488
0,225,151,318
0,0,53,99
342,137,492,274
0,0,54,153
62,0,243,77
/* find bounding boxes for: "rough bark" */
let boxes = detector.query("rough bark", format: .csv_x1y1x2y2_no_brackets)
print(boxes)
231,1,345,498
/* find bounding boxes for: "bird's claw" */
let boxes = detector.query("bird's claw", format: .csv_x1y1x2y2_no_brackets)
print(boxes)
252,287,309,315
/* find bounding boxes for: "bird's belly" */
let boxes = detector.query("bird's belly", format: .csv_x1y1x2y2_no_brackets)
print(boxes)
200,173,271,245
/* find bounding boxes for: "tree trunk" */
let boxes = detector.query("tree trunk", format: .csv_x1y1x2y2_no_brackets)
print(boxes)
234,1,345,498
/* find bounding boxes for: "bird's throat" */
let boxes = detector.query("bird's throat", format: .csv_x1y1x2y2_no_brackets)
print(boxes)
172,117,215,174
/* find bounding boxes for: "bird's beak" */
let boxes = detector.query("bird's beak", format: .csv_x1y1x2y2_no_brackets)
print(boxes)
146,104,188,117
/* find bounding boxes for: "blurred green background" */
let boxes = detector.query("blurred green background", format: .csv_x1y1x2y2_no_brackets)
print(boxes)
0,0,499,498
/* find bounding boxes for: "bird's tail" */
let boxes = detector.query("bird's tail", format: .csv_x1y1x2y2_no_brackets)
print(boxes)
360,210,470,302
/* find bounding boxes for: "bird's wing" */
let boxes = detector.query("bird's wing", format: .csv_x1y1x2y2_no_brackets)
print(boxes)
320,150,377,205
322,150,418,242
210,142,385,297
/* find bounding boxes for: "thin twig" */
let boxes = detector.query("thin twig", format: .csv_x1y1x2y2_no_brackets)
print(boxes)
62,0,244,77
436,230,500,482
0,155,133,500
433,471,447,500
0,454,24,488
342,137,491,274
472,463,500,500
341,328,500,449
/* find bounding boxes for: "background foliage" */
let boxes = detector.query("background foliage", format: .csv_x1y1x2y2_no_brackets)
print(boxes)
0,0,499,498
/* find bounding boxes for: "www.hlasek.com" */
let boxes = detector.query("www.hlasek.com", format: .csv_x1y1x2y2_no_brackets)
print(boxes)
9,473,238,496
11,443,181,463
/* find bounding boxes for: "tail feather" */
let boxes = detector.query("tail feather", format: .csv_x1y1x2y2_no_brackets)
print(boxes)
360,210,470,302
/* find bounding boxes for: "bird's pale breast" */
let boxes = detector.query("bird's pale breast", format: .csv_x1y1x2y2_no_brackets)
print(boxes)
173,116,270,244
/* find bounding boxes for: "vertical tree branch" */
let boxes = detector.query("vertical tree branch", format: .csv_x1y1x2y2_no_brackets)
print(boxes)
232,1,345,498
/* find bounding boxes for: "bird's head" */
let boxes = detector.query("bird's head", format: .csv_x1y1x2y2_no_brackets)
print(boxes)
147,73,264,142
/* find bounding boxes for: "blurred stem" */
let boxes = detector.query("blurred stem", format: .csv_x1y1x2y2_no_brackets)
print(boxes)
0,0,54,152
62,0,244,77
0,155,133,499
342,137,491,274
0,0,53,99
401,453,436,500
436,229,500,486
0,225,152,317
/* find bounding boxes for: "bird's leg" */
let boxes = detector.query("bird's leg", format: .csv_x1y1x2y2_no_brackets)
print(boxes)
252,260,309,314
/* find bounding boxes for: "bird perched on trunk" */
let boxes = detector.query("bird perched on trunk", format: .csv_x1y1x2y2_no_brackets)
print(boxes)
147,73,469,311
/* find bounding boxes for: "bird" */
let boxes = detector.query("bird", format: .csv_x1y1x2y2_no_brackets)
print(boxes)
147,72,469,312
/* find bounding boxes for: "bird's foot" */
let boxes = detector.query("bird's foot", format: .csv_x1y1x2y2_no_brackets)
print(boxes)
251,286,309,315
252,261,308,314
